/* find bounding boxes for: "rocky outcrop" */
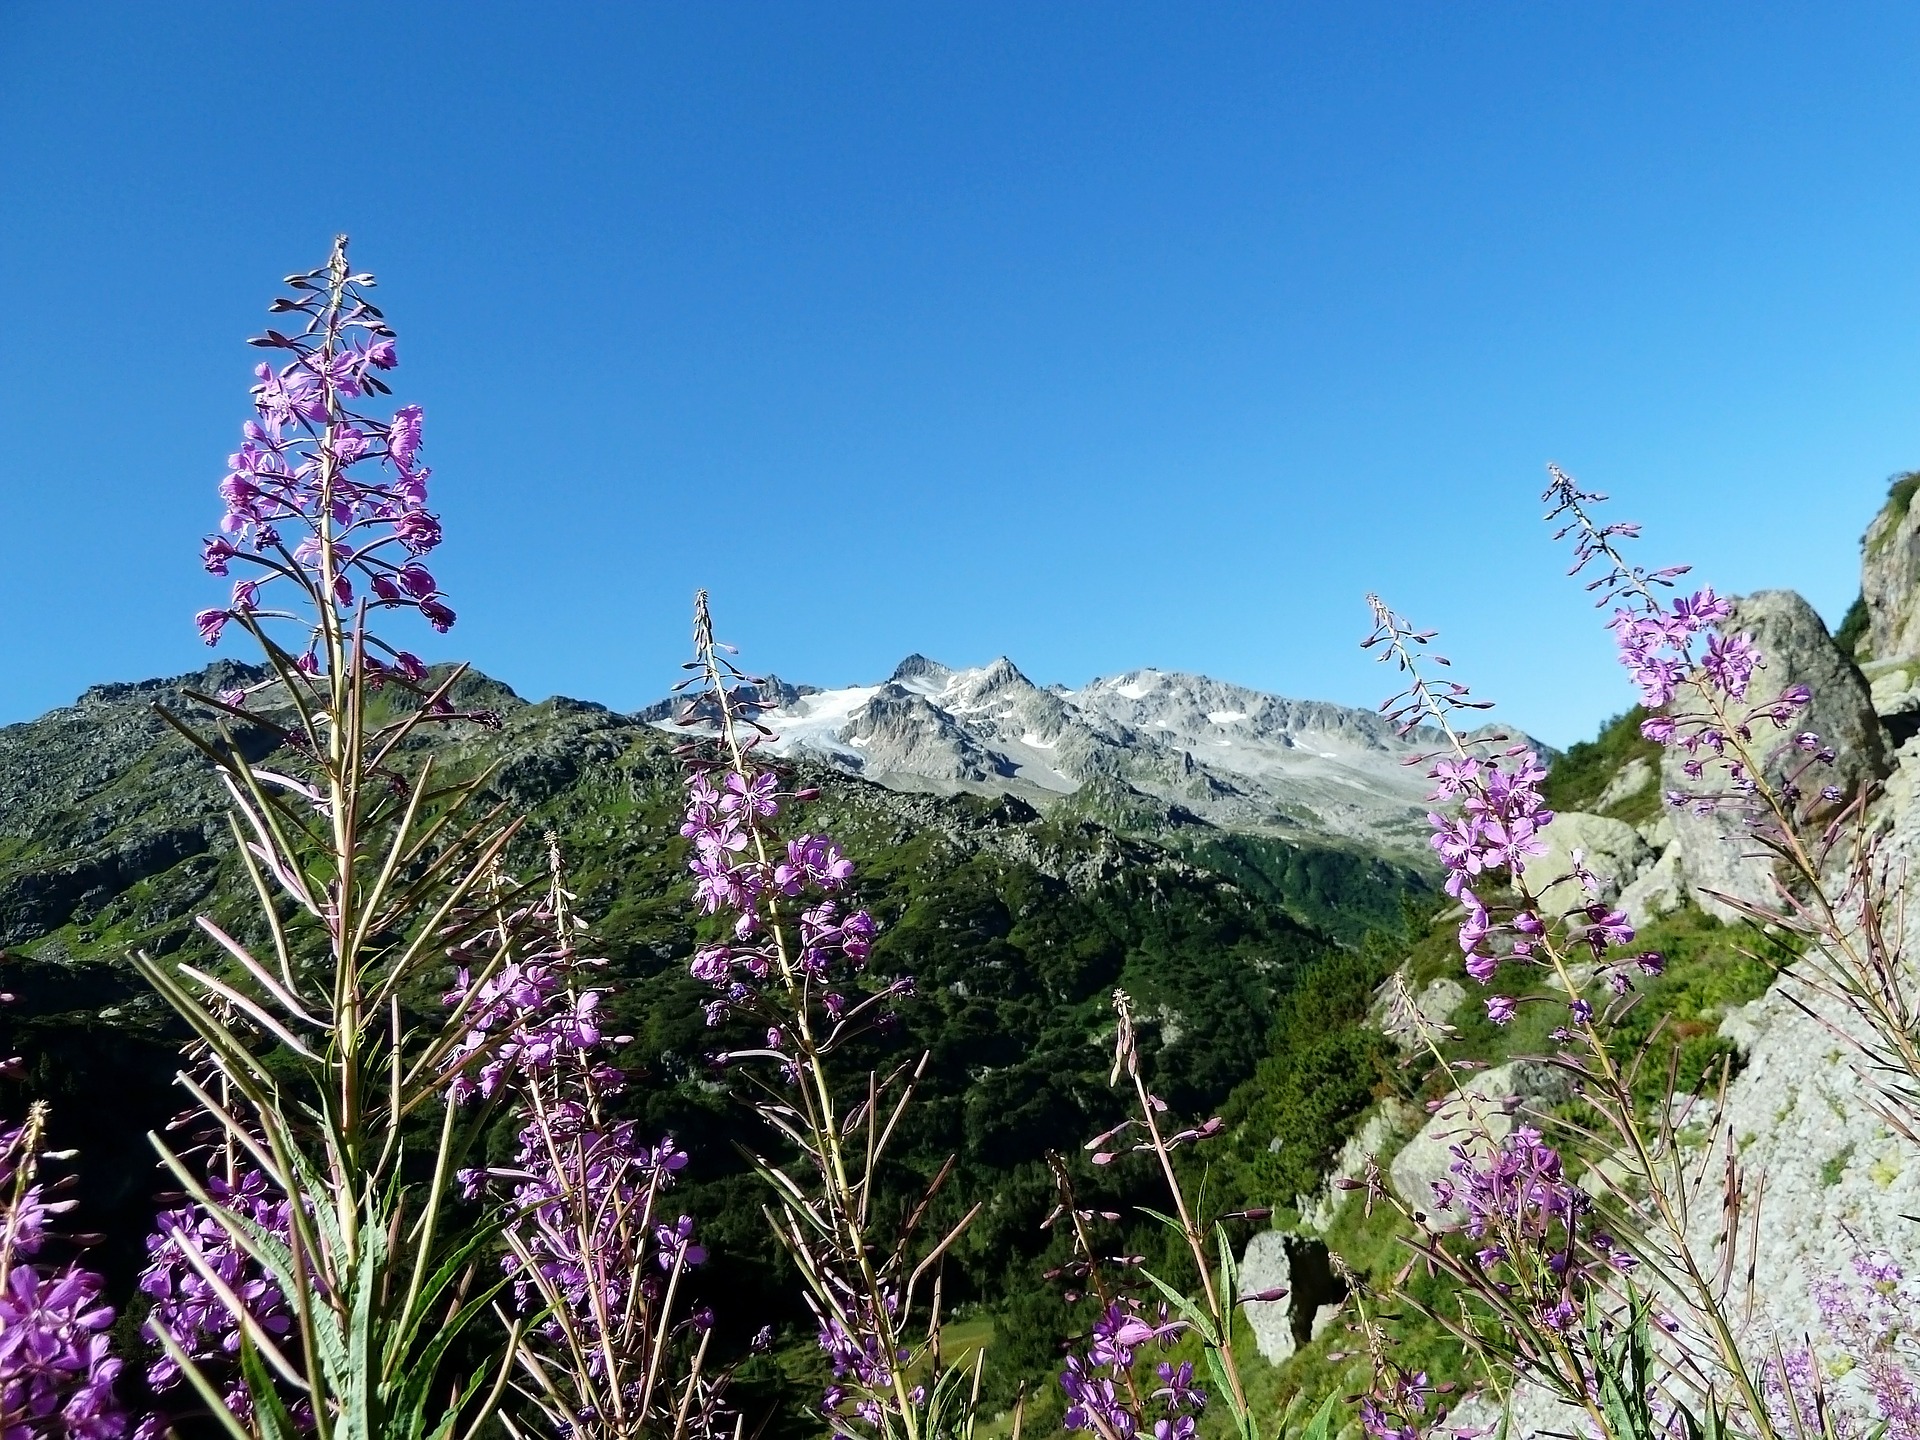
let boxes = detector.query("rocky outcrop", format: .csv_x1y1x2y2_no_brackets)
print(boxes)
1594,754,1656,812
1523,811,1652,904
1236,1230,1347,1365
1388,1060,1577,1220
1664,590,1889,922
1859,473,1920,663
1294,1098,1420,1233
1617,843,1685,928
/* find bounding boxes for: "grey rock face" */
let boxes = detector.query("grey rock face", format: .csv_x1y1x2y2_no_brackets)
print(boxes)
1860,476,1920,663
1388,1060,1577,1220
1294,1098,1419,1233
1594,754,1656,812
0,663,274,947
1524,811,1652,905
1618,844,1685,929
1664,591,1888,922
1235,1231,1346,1365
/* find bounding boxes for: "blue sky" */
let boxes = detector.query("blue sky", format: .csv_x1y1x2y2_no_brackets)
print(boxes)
4,5,1919,744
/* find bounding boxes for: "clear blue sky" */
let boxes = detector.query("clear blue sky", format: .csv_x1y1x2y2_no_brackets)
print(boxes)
4,5,1918,745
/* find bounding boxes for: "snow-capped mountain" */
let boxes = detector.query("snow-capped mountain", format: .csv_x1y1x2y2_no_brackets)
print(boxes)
647,655,1545,862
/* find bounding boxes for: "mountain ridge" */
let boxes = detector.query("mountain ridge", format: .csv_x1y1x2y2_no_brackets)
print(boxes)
643,653,1549,864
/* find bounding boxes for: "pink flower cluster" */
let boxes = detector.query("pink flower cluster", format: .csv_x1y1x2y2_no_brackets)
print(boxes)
138,1168,303,1429
1432,1126,1628,1333
1547,466,1816,793
442,939,609,1105
196,244,451,681
482,1112,705,1363
1426,751,1554,900
1059,1303,1202,1440
814,1286,918,1434
1811,1252,1920,1440
679,769,890,1045
0,1120,130,1440
0,1266,126,1440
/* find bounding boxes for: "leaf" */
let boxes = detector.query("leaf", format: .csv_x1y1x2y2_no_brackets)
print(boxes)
1135,1265,1219,1345
240,1334,303,1440
1134,1204,1185,1232
1290,1390,1342,1440
1202,1345,1253,1440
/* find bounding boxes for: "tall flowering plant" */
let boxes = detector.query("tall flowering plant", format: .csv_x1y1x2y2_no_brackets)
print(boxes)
134,237,547,1440
1046,991,1329,1440
1362,582,1783,1440
670,594,982,1440
457,839,732,1440
1547,468,1920,1135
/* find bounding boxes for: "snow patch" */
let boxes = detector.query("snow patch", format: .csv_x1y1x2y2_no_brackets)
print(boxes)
760,685,880,757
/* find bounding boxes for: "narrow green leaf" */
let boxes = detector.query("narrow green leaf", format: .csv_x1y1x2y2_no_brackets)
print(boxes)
240,1334,301,1440
1135,1266,1219,1344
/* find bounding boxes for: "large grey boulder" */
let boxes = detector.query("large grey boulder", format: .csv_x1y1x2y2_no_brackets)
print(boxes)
1522,811,1652,905
1388,1060,1577,1220
1295,1098,1419,1233
1595,754,1656,812
1618,844,1685,929
1236,1231,1346,1365
1664,591,1889,922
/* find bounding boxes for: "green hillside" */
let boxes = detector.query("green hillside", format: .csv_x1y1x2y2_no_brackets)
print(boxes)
0,665,1437,1430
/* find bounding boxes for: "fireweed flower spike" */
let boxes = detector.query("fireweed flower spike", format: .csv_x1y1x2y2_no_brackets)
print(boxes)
137,1165,301,1429
1047,991,1283,1440
1549,465,1920,1135
457,840,732,1440
1808,1254,1920,1440
672,592,980,1440
198,243,454,670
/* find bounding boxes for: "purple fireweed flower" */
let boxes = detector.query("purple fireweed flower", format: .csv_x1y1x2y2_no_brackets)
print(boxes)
454,858,728,1439
1485,995,1518,1026
1764,1344,1853,1440
138,1167,300,1422
441,949,604,1102
1702,631,1763,700
1359,1361,1434,1440
1436,1125,1607,1333
1422,749,1555,908
1545,465,1826,840
196,243,451,673
1152,1361,1203,1413
1060,1303,1204,1440
478,1110,703,1357
1808,1254,1920,1440
0,1119,130,1440
0,1264,129,1440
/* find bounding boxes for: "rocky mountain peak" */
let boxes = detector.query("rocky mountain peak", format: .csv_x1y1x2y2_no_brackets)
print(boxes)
888,654,953,686
644,654,1522,862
